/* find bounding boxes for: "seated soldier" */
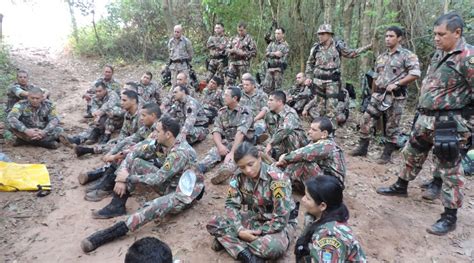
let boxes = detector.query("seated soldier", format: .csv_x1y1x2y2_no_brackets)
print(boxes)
198,87,253,185
125,237,173,263
240,77,269,144
125,71,162,105
161,72,196,112
80,117,205,252
206,142,297,263
263,90,308,159
168,84,209,144
73,90,140,157
6,69,49,113
7,87,62,149
275,117,346,192
201,76,224,124
82,65,121,118
286,72,314,113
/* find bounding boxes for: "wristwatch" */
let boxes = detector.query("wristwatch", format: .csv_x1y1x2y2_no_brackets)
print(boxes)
394,81,401,87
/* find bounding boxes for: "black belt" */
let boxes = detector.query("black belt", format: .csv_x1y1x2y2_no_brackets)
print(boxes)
171,59,188,64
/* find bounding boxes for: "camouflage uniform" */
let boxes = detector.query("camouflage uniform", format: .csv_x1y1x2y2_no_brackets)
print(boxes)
206,34,229,81
307,221,366,262
206,163,296,259
201,87,224,123
6,83,47,113
168,36,193,86
85,77,122,114
398,38,473,209
7,100,63,143
264,105,308,157
226,34,257,85
108,124,155,155
287,83,314,113
169,95,209,144
359,46,421,143
283,138,346,189
262,40,289,94
240,89,268,136
128,81,162,105
198,105,253,173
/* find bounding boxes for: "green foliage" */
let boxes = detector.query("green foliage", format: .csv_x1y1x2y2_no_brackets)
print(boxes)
0,44,15,121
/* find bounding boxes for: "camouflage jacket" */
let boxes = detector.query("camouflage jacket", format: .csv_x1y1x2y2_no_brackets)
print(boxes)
265,40,289,70
87,77,122,94
240,89,269,118
265,105,305,146
90,90,122,117
207,34,229,58
287,83,314,101
306,39,370,82
226,162,295,234
118,109,141,140
6,83,47,112
109,124,154,155
171,95,208,135
168,36,193,61
128,81,162,105
309,221,367,262
201,87,224,111
374,46,421,97
126,138,197,194
227,34,257,63
7,100,60,133
284,138,346,183
212,105,253,141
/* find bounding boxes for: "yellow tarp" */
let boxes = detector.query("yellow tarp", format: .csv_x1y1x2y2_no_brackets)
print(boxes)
0,161,51,192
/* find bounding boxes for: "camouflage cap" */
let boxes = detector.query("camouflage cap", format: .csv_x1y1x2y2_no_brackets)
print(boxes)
317,24,333,34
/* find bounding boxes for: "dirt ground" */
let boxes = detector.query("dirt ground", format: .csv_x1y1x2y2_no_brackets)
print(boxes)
1,48,473,263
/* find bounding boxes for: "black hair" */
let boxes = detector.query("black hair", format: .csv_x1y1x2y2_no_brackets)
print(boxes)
159,116,181,138
227,86,242,102
124,237,172,263
104,64,114,73
270,90,286,104
312,117,333,135
176,84,190,95
215,22,224,28
29,87,44,95
386,26,404,38
234,142,259,163
142,103,162,118
95,81,107,90
211,76,223,86
122,90,139,103
276,27,285,34
434,12,464,36
238,22,247,29
145,71,153,80
242,77,256,86
294,176,349,259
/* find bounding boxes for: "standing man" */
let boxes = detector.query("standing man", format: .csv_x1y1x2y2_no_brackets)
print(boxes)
376,13,473,236
6,70,49,113
168,25,193,87
83,65,121,118
351,26,420,164
206,23,229,82
304,24,371,125
262,27,289,94
226,22,257,86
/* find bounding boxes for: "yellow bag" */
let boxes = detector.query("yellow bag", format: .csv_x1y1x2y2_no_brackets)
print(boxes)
0,161,51,192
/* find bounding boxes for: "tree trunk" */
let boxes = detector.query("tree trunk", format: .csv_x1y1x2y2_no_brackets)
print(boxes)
163,0,176,34
91,10,104,56
66,0,80,45
341,0,355,77
360,0,373,72
0,13,3,41
443,0,450,13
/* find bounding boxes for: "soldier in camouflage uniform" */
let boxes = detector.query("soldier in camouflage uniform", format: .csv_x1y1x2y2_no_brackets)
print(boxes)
263,90,308,159
83,65,121,118
161,72,196,113
168,25,193,87
198,87,253,185
125,72,162,105
206,23,229,82
295,176,366,262
276,117,346,192
226,22,257,86
201,76,224,123
262,27,289,94
7,87,62,149
303,24,371,125
240,77,269,143
207,142,297,263
377,13,474,236
81,117,205,253
351,26,421,165
169,85,209,144
286,73,315,113
6,70,49,113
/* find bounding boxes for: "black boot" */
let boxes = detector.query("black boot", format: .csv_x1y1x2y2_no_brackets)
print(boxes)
376,178,408,196
99,134,111,144
85,128,101,145
31,140,59,149
422,177,442,200
83,105,93,119
86,165,117,193
350,138,370,157
426,208,457,235
92,192,128,219
78,166,108,185
75,145,95,157
377,142,396,164
211,237,224,252
84,173,117,202
59,133,81,147
237,248,265,263
420,178,435,189
81,221,128,252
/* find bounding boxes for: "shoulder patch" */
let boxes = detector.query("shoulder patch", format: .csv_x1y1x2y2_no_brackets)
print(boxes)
270,180,288,199
317,237,342,249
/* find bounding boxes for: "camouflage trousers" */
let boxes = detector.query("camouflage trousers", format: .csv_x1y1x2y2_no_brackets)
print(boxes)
262,69,283,94
306,81,340,124
271,130,309,159
206,58,227,82
289,98,310,113
10,126,63,144
359,97,406,143
199,140,237,174
284,161,324,192
207,212,295,259
399,121,469,209
226,61,250,86
169,62,190,87
185,126,209,145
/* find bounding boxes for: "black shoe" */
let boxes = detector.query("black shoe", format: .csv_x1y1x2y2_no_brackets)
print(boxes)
420,179,435,189
422,177,442,200
211,238,224,252
350,138,370,157
32,140,59,149
78,166,107,185
377,142,396,164
237,248,265,263
86,165,117,192
92,192,128,219
99,134,111,144
85,128,101,145
426,210,457,236
376,178,408,196
75,145,94,157
81,221,129,252
59,133,81,147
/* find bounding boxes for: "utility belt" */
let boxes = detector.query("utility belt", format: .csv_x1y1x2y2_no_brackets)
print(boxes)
170,58,189,64
210,54,227,60
315,71,340,81
375,86,407,97
267,61,287,71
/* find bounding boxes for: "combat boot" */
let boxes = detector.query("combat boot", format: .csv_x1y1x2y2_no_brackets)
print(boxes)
237,248,265,263
350,138,370,157
92,192,128,219
426,208,457,236
99,134,111,144
197,163,209,174
211,166,233,185
211,238,224,252
81,221,129,252
85,128,101,145
377,142,396,164
59,133,81,148
83,105,93,119
78,166,107,185
422,177,442,200
376,178,408,197
86,165,117,193
75,145,95,157
33,140,59,149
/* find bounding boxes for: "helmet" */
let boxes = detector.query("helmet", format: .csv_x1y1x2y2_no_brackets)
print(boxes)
317,24,333,34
